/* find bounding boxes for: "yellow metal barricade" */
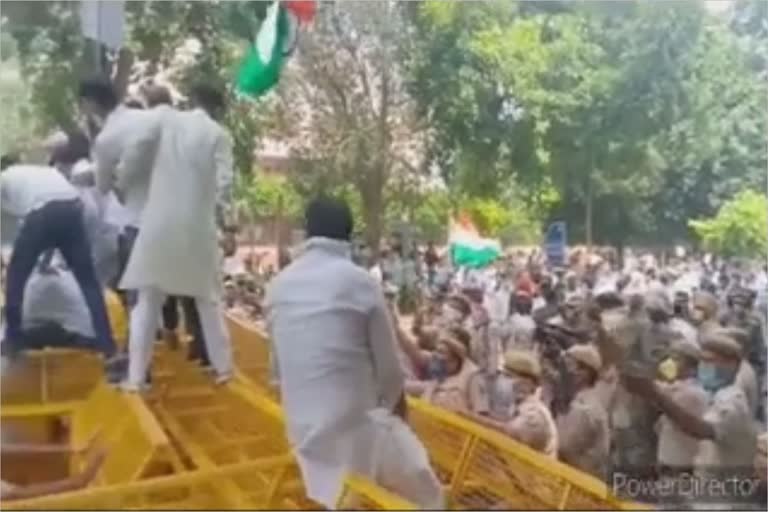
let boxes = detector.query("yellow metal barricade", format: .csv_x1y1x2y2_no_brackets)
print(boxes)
0,349,102,409
226,315,275,395
336,474,419,510
1,314,646,510
69,383,182,485
226,315,646,510
2,456,310,510
407,398,644,510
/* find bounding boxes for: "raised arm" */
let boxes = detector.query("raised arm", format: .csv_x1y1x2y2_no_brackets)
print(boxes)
390,307,431,375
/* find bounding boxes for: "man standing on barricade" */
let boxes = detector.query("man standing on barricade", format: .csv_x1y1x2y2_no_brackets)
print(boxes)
119,84,234,390
266,197,441,509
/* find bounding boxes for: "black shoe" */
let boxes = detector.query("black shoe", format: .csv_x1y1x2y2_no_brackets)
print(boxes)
104,353,128,384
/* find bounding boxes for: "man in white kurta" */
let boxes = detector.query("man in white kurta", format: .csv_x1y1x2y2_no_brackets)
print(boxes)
82,78,163,304
265,198,411,508
119,85,233,390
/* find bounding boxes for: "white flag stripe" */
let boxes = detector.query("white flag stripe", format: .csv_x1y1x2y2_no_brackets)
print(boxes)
256,0,282,63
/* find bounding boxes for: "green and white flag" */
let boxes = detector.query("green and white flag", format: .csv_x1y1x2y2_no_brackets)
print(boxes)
449,214,502,269
236,1,315,98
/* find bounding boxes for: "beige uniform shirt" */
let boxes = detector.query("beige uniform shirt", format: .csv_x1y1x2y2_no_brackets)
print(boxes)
421,361,485,414
505,394,559,458
695,384,756,475
556,387,610,479
656,378,709,468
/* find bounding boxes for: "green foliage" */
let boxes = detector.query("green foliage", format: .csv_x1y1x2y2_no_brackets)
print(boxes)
235,173,303,222
407,0,767,247
4,0,766,251
3,1,84,131
0,58,37,155
689,190,768,259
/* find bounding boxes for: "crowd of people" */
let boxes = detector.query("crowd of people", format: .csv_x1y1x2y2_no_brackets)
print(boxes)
1,75,766,509
362,241,768,506
264,199,767,509
1,76,235,389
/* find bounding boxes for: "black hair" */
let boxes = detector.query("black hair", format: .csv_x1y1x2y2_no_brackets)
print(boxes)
50,130,91,166
190,84,225,116
305,197,354,241
78,77,119,111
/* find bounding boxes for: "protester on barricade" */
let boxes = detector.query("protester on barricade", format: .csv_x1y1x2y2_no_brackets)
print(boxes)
1,135,121,379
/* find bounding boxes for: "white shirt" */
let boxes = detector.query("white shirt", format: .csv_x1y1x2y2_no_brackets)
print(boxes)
265,237,404,507
0,165,78,219
23,268,94,337
93,105,162,227
119,108,231,298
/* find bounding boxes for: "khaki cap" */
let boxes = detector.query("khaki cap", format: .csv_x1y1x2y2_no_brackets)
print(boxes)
715,327,749,350
503,350,541,381
670,340,702,361
565,344,603,373
701,333,742,361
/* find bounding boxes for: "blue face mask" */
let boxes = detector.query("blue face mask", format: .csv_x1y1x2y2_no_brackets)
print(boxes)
697,362,730,393
427,356,447,381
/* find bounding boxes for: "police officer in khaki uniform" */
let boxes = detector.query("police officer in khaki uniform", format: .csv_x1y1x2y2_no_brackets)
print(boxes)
555,344,610,480
624,333,756,484
716,327,759,416
655,341,708,476
610,294,670,481
463,350,558,457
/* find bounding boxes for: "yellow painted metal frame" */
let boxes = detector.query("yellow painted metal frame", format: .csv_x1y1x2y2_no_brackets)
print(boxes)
1,315,649,510
2,456,297,510
0,348,102,407
336,473,419,510
68,383,183,485
224,314,648,511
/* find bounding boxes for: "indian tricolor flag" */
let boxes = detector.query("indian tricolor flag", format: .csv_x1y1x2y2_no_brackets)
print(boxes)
236,0,316,98
449,213,502,268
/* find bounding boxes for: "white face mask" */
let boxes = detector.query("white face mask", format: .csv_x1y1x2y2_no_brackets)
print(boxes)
442,304,463,324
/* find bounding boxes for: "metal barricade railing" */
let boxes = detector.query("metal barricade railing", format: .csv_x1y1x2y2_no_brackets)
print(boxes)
407,398,644,510
69,383,182,485
336,474,419,510
224,314,646,510
0,349,102,410
2,456,304,510
227,315,274,394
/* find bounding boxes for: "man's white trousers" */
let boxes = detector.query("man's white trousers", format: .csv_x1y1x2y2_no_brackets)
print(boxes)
126,287,233,387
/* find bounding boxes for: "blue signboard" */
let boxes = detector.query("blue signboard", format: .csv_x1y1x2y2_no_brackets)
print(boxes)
544,221,567,268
